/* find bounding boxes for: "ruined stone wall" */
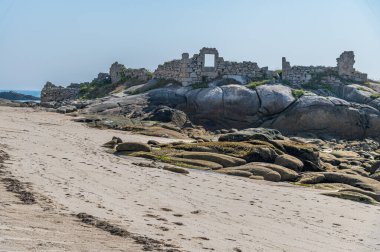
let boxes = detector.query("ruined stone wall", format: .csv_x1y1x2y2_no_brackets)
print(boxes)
92,73,111,84
40,82,80,102
282,57,331,84
282,51,367,85
154,47,269,86
110,62,152,84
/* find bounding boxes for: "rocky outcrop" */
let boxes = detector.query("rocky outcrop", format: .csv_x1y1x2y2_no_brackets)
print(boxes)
147,106,190,128
145,84,380,140
116,142,151,152
337,84,376,104
256,84,295,115
265,95,380,139
102,127,380,204
83,83,380,140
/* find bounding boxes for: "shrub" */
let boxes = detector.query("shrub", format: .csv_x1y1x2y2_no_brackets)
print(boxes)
247,79,271,89
363,81,371,86
281,80,292,86
356,86,368,91
129,79,178,95
191,82,209,89
370,93,380,99
292,89,305,99
274,69,283,75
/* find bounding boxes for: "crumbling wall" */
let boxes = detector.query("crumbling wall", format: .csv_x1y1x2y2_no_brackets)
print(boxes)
110,62,152,84
40,82,80,102
282,57,331,84
154,47,270,86
92,73,111,84
336,51,367,82
282,51,367,85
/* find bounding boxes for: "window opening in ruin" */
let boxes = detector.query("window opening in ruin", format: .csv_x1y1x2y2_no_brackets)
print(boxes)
204,54,215,67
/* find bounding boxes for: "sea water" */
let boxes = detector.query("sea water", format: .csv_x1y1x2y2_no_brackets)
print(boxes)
0,90,40,102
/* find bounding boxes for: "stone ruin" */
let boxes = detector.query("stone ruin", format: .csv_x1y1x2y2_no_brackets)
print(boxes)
41,63,152,102
110,62,152,84
40,82,80,103
154,47,271,86
282,51,367,85
41,48,370,102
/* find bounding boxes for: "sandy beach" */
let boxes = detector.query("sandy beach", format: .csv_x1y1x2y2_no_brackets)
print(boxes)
0,106,379,252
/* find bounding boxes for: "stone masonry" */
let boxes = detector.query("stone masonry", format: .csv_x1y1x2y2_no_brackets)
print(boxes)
282,51,367,85
40,82,80,102
154,47,271,86
110,62,152,84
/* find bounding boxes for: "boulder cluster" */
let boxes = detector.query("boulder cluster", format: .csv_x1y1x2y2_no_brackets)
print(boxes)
103,128,380,204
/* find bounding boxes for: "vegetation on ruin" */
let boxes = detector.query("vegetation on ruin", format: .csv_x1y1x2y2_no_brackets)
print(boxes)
291,89,305,99
300,70,340,94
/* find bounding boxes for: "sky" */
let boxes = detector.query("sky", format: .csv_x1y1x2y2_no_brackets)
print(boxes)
0,0,380,90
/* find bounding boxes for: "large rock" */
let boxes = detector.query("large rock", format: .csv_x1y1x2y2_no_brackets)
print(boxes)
216,169,253,178
116,142,151,152
243,146,279,163
298,173,326,184
275,154,304,172
84,84,380,140
256,84,295,115
85,102,120,114
57,105,77,114
370,171,380,182
369,98,380,111
321,191,378,204
338,84,376,104
142,85,261,129
173,152,246,168
166,157,222,170
369,161,380,174
240,166,281,182
219,128,284,142
266,95,380,140
250,162,300,181
220,85,260,121
224,162,299,182
320,172,380,193
274,140,321,171
148,106,189,128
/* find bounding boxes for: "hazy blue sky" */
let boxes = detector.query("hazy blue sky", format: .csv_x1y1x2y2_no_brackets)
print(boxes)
0,0,380,90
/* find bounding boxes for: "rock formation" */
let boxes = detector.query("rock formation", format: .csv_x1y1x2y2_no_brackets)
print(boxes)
82,83,380,140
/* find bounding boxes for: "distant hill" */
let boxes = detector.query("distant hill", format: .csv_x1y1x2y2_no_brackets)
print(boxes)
0,91,39,101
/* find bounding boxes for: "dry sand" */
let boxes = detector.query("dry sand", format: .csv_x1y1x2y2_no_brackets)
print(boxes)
0,106,379,252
